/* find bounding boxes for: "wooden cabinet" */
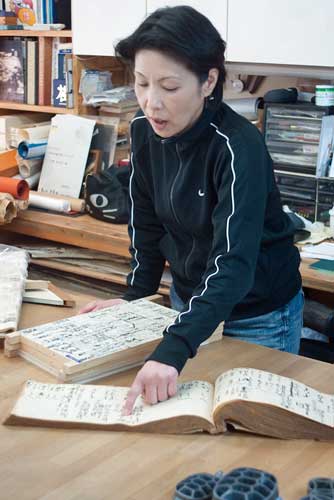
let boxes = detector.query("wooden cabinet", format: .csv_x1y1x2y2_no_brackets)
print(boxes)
146,0,227,41
72,0,146,56
227,0,334,67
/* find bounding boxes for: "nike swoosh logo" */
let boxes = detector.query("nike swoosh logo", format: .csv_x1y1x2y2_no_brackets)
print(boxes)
198,189,205,197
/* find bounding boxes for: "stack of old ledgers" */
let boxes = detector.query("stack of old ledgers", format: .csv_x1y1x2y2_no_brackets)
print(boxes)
0,245,29,335
5,299,223,384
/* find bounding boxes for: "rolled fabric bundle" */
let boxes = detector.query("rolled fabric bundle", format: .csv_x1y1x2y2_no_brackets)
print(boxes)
28,192,71,213
0,176,29,200
18,158,43,179
30,190,86,212
0,192,17,224
17,140,47,159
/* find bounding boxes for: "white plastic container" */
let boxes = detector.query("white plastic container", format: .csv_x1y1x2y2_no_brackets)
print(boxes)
315,85,334,106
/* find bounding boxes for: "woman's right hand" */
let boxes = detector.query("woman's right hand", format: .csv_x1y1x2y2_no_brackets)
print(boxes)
78,298,125,314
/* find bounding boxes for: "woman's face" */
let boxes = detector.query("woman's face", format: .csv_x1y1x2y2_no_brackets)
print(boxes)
134,49,213,138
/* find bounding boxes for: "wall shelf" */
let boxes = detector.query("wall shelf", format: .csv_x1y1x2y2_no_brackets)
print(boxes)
0,30,72,37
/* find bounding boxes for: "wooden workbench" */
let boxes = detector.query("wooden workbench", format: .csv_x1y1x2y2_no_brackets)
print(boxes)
3,208,334,295
1,298,334,500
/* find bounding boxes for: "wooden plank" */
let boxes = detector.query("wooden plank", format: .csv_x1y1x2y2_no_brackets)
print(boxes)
30,259,170,296
5,210,131,256
0,102,73,114
300,258,334,294
0,30,72,37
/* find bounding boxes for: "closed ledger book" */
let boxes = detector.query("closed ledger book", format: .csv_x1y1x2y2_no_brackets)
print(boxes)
4,367,334,440
4,299,223,383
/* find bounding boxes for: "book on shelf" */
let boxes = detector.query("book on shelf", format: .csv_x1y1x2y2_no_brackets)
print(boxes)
4,298,223,383
64,53,73,108
0,38,25,102
0,24,23,29
6,0,64,25
26,38,38,105
0,14,17,25
52,77,66,107
4,366,334,441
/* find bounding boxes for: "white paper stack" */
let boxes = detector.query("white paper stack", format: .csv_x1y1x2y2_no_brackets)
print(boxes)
0,245,29,334
300,242,334,260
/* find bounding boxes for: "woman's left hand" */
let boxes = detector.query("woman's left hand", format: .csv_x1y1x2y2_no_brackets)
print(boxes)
123,360,178,415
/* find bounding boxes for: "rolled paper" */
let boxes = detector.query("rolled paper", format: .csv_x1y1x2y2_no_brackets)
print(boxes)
15,198,29,211
17,140,47,159
28,192,71,213
0,192,17,224
31,190,86,212
18,158,43,179
0,176,29,200
14,172,40,190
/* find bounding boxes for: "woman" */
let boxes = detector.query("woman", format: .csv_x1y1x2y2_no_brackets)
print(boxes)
80,6,303,414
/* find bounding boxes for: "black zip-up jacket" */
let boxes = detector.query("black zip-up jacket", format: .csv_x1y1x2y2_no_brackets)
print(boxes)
124,101,301,373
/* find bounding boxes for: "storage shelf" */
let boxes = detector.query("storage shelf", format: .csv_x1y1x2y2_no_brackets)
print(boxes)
0,101,74,114
0,29,72,37
4,209,130,257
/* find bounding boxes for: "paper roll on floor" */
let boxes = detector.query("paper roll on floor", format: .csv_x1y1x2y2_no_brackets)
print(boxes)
29,192,71,213
0,176,29,200
0,192,17,224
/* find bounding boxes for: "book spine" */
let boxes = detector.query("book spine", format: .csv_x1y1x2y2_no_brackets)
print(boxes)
22,38,27,104
58,48,71,79
26,40,37,105
50,36,59,103
65,54,73,109
0,24,23,29
42,0,46,23
0,10,16,15
0,16,17,24
38,37,52,106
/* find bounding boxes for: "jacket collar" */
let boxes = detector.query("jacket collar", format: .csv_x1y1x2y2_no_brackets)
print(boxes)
152,99,219,146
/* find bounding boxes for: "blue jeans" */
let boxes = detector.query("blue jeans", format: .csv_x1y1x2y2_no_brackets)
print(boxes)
170,285,304,354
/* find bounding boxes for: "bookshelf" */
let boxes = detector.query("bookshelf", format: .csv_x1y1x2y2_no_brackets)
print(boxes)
0,29,77,114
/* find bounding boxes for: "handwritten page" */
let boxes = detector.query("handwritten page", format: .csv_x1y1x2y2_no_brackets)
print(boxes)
214,368,334,427
19,300,178,364
11,379,214,427
38,114,96,198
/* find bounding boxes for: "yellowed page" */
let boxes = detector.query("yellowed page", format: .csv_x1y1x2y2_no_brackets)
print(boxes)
10,379,214,427
214,367,334,427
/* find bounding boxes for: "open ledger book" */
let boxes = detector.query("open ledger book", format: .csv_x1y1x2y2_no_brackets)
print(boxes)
5,367,334,440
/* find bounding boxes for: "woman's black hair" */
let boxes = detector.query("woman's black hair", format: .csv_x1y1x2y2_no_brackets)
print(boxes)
114,5,226,102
